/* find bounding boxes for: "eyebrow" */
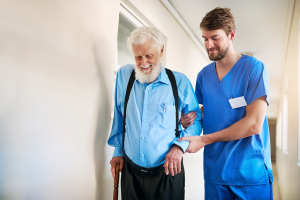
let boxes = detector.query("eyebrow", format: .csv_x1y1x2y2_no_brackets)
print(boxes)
202,35,220,38
134,53,153,57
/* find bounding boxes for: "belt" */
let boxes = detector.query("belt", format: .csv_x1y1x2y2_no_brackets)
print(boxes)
124,154,164,175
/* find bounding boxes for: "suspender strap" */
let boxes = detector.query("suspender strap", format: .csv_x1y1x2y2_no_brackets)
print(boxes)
122,68,180,149
123,70,136,149
165,68,179,138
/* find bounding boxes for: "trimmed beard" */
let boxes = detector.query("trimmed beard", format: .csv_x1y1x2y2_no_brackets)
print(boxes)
208,45,229,61
134,62,162,84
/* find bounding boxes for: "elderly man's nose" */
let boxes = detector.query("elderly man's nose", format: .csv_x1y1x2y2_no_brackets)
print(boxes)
141,57,148,66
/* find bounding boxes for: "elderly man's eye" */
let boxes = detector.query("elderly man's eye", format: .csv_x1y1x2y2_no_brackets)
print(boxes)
146,55,153,59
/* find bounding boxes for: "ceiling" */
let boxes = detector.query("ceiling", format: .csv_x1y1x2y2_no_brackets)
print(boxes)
162,0,294,118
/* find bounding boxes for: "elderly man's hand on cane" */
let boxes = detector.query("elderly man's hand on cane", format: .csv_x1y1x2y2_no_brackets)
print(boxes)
110,156,124,179
111,157,124,200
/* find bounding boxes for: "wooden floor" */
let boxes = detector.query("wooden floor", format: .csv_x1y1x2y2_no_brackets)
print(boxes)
272,162,281,200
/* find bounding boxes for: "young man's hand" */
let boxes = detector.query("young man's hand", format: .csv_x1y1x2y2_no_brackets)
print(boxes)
180,111,197,128
178,136,206,153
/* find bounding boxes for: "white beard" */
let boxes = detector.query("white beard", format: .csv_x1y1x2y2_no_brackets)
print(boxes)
134,63,162,84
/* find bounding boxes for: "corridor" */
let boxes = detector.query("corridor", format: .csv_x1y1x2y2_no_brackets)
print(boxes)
273,162,281,200
0,0,299,200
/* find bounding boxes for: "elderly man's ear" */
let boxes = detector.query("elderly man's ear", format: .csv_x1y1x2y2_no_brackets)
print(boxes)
160,45,164,57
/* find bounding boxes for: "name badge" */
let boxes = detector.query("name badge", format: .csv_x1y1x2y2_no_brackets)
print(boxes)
229,96,247,109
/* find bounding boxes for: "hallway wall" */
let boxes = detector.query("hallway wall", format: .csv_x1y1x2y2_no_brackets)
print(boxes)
0,0,120,199
0,1,209,200
276,0,300,199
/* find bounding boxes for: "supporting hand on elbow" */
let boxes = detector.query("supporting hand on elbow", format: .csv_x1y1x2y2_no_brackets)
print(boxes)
177,136,206,153
180,111,197,128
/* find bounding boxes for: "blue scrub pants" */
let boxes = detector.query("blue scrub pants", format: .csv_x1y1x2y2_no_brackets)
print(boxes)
205,181,273,200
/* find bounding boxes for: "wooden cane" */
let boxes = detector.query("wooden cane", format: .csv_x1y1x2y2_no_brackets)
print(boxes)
113,163,120,200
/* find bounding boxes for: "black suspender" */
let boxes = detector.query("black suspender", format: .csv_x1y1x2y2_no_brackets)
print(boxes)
165,68,179,138
123,68,179,149
123,70,136,148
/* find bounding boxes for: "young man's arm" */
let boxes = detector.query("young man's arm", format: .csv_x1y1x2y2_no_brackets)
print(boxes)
178,96,267,153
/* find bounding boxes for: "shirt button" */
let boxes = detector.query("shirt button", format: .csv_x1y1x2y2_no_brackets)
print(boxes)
142,154,144,157
144,120,146,122
142,137,145,139
147,87,149,90
146,103,148,105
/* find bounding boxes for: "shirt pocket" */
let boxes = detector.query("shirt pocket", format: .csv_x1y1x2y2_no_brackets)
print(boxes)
234,150,268,184
156,102,176,130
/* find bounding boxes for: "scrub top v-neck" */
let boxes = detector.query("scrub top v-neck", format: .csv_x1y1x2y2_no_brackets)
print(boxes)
195,54,273,186
214,55,241,84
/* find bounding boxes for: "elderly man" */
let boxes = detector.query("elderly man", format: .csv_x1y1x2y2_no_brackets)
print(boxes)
179,8,273,200
108,26,202,200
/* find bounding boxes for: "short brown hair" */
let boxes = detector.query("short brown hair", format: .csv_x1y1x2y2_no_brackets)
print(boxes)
200,7,235,35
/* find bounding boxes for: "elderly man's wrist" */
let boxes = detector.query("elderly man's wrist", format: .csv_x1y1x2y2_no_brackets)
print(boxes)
173,144,184,153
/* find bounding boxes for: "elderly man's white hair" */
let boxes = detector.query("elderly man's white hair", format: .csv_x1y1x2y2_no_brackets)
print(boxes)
127,26,165,53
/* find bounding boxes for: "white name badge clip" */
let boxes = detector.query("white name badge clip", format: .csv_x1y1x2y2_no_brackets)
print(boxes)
229,96,247,109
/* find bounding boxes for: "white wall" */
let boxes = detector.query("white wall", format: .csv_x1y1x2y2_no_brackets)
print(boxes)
0,0,120,199
276,0,300,199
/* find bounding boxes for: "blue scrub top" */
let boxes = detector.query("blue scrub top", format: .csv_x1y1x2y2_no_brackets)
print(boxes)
195,55,273,185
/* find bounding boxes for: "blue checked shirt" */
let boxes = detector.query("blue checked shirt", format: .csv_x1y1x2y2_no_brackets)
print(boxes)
108,64,202,168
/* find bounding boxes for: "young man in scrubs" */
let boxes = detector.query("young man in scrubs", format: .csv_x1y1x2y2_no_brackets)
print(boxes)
179,7,273,200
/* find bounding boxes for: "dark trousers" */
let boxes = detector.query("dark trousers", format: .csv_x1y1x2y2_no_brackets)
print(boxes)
121,155,185,200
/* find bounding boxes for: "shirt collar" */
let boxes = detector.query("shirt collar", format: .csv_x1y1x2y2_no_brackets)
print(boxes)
154,66,170,85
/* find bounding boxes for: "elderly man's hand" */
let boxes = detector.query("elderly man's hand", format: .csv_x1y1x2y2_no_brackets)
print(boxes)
163,145,184,176
180,111,197,128
110,156,124,179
